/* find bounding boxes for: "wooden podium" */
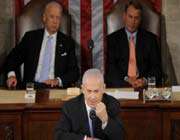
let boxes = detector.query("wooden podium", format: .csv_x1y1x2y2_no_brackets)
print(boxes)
0,89,180,140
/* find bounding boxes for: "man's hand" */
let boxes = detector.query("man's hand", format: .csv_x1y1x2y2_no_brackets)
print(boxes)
133,78,146,88
127,77,146,88
86,137,94,140
95,102,108,123
127,76,136,86
42,79,59,88
7,76,17,89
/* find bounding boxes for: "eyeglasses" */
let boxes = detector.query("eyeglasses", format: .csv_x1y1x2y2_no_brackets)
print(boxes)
84,86,102,94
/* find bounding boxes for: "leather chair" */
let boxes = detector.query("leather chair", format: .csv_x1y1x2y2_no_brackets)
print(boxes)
17,0,71,41
106,0,160,36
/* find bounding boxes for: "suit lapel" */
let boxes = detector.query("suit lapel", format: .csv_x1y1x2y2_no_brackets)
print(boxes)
78,95,91,136
136,29,143,76
121,28,130,74
54,32,64,77
32,29,44,78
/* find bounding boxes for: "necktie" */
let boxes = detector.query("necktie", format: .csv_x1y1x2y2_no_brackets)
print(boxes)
89,109,96,137
128,35,137,77
89,109,103,139
39,36,53,82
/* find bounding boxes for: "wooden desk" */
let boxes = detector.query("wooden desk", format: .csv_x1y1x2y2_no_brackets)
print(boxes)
0,90,180,140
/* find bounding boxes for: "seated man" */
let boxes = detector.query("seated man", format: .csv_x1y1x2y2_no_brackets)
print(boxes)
105,0,162,88
54,68,124,140
6,1,79,89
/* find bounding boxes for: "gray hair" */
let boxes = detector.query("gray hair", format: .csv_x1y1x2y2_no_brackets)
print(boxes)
82,68,104,84
44,1,63,14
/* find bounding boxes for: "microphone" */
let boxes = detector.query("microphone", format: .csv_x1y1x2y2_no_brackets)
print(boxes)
89,109,96,120
88,39,94,50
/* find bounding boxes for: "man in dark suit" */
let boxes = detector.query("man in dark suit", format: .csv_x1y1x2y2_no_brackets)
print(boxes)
6,1,79,89
105,0,162,88
54,68,124,140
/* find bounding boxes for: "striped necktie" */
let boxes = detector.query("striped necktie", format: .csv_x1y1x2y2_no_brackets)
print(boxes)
39,36,53,82
128,35,137,77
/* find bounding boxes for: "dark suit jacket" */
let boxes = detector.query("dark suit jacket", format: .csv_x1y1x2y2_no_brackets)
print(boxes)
105,28,162,87
6,29,79,88
54,94,124,140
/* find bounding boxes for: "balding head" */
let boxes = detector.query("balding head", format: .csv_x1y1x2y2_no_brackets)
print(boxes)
44,1,63,15
82,68,104,85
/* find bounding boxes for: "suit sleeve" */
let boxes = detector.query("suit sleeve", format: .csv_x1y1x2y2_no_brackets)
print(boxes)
145,35,163,86
54,106,84,140
105,34,128,87
5,32,29,75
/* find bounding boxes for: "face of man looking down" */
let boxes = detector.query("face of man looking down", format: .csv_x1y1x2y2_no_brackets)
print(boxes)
82,76,105,109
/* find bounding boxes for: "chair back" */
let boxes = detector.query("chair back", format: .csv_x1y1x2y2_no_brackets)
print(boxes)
106,0,160,36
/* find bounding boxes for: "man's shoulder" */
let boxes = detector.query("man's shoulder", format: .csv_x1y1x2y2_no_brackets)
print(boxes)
103,93,120,116
63,94,83,108
103,93,119,104
107,28,125,38
139,28,157,38
57,31,73,41
25,28,43,35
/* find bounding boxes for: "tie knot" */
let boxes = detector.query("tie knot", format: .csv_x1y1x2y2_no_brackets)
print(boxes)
89,109,96,120
48,36,53,40
130,34,134,40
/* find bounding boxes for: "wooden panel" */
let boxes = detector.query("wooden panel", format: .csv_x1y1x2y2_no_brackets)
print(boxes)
0,113,22,140
163,111,180,140
172,120,180,140
23,111,61,140
120,109,162,140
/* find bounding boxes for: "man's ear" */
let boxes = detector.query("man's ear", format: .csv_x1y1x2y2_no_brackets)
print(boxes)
81,85,85,94
42,13,46,24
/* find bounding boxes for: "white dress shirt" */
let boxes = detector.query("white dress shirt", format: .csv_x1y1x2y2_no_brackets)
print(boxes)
84,101,107,140
8,29,62,86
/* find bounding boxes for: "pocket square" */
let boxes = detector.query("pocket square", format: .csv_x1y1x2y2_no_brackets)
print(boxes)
61,52,67,56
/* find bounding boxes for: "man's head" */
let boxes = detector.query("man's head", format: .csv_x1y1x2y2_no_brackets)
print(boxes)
123,0,142,33
81,69,105,108
43,1,63,35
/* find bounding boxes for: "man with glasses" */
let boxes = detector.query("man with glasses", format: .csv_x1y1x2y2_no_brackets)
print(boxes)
55,68,124,140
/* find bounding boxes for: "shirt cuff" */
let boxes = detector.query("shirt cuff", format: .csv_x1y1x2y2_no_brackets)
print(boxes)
124,76,129,82
56,77,63,87
8,71,16,78
102,121,108,129
84,135,87,140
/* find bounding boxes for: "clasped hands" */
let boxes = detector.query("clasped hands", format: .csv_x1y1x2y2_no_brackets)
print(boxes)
127,76,147,88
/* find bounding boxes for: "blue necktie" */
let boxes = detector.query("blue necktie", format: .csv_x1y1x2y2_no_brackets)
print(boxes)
39,36,53,82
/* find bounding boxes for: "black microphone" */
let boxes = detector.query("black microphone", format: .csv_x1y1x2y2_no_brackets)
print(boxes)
88,39,94,50
89,109,96,120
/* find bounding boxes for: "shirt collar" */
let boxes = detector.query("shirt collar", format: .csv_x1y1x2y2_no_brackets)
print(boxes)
125,28,137,40
85,101,92,113
44,29,57,39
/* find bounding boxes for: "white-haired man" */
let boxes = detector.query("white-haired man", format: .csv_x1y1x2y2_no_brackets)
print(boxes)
55,68,124,140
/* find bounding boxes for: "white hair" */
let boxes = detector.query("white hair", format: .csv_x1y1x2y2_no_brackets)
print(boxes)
44,1,63,14
82,68,104,84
